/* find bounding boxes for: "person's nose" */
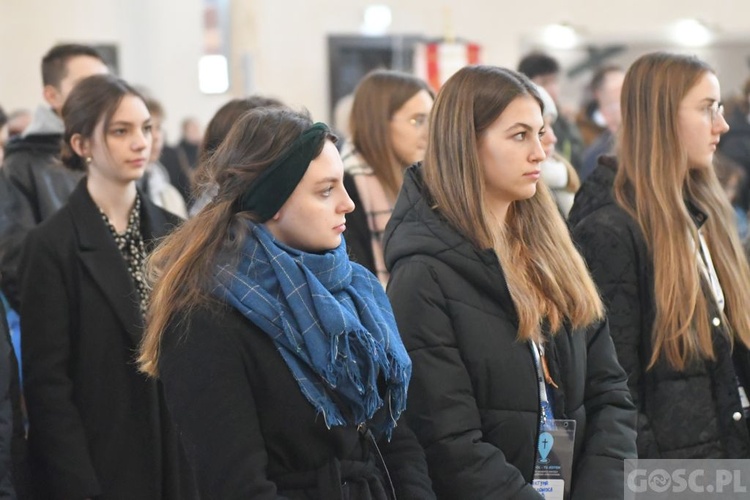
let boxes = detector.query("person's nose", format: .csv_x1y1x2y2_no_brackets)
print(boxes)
544,126,557,148
133,129,150,151
715,112,730,135
339,188,355,214
530,136,546,163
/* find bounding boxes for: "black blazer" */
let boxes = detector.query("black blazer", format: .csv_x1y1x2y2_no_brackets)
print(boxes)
19,180,196,499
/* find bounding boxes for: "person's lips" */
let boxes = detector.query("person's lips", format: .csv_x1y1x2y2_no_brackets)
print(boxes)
128,158,147,167
524,170,541,179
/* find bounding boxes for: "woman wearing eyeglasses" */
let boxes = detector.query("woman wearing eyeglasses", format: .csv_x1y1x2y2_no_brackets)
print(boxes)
570,52,750,459
342,70,433,285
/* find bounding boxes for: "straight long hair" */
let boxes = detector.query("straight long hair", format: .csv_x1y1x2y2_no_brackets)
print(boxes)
424,65,603,341
350,70,432,200
138,108,331,376
614,52,750,370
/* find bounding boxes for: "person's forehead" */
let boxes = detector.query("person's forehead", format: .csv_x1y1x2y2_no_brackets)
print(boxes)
62,55,108,79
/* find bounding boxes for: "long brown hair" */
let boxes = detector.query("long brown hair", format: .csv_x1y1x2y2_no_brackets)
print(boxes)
424,65,603,341
614,52,750,370
138,108,331,376
349,69,433,200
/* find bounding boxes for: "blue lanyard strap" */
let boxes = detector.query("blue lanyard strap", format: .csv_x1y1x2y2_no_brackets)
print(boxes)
531,341,554,427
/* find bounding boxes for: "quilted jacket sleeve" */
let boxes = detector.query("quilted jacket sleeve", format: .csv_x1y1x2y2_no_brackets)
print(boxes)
571,319,637,499
573,219,660,458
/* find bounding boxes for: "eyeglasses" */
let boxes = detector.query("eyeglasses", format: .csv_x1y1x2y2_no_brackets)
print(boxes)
704,101,725,125
393,114,429,129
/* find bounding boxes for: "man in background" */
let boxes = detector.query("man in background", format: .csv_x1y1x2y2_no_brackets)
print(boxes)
580,65,625,180
0,44,108,310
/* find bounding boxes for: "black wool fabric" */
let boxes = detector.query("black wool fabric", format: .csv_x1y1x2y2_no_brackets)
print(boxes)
570,156,750,459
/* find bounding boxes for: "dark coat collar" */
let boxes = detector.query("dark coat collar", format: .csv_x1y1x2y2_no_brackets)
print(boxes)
67,179,173,345
685,198,708,229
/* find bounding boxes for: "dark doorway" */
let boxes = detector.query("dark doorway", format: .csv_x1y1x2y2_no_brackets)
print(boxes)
327,35,424,123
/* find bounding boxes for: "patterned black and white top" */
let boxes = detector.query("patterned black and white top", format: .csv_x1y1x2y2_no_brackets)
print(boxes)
99,195,148,315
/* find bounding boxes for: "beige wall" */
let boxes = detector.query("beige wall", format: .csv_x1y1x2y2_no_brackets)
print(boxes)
2,0,749,139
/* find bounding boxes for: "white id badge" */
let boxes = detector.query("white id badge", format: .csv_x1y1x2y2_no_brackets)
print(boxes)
533,419,576,500
739,384,750,411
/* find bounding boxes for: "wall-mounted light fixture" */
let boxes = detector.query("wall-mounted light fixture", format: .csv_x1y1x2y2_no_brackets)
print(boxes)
361,5,392,36
671,19,713,47
199,0,231,94
541,23,579,50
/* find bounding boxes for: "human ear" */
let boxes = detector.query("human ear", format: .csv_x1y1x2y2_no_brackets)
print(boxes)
42,85,63,114
70,133,91,159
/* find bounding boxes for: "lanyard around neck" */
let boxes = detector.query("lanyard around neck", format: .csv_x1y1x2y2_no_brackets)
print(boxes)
695,231,725,312
531,341,556,427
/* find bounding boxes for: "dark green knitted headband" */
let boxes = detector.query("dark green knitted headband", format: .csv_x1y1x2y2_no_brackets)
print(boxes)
236,122,330,221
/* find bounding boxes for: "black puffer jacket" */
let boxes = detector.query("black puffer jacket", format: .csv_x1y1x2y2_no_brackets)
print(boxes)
0,134,82,309
570,157,750,459
384,165,636,499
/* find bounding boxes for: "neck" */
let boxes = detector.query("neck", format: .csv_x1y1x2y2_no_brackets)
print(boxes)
485,197,511,228
87,175,137,233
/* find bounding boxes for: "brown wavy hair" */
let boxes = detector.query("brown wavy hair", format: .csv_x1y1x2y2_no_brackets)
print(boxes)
350,69,433,201
138,107,333,376
614,52,750,370
423,65,603,341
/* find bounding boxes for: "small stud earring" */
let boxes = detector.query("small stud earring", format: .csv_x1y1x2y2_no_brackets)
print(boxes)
85,157,93,165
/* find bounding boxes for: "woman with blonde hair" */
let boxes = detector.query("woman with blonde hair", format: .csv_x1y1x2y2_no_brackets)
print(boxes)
343,69,433,284
138,107,435,498
570,52,750,459
384,65,636,499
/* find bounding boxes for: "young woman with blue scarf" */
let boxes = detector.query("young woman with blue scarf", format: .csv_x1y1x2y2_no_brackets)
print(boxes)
138,107,435,499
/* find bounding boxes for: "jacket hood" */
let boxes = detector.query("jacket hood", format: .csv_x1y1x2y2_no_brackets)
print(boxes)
383,165,516,312
568,155,618,226
23,105,64,137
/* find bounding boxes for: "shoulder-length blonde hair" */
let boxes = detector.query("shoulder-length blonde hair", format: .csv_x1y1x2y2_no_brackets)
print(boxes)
423,65,603,341
138,107,332,376
615,52,750,371
350,69,433,201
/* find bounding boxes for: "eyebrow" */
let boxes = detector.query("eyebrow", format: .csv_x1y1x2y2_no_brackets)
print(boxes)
505,122,541,133
314,176,339,185
109,119,151,127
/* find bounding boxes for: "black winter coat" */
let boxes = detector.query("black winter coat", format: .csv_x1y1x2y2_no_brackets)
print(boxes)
0,297,26,500
158,303,435,499
0,134,82,309
570,157,750,458
384,165,637,499
343,172,376,273
19,180,197,499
